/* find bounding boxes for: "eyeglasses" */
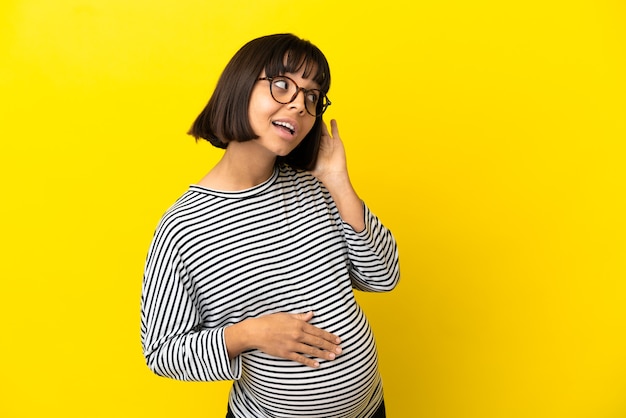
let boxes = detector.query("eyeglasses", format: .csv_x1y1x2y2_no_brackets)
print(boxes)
258,75,331,117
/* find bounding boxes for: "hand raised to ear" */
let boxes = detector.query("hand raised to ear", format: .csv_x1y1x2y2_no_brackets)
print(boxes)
310,119,348,184
309,119,366,232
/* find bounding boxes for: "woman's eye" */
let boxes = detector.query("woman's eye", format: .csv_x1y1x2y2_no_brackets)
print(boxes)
273,79,289,90
307,92,320,104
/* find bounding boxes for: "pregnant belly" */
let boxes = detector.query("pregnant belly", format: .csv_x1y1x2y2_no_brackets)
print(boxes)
234,310,381,418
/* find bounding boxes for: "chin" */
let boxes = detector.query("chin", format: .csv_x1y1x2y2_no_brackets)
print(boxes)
272,142,302,157
276,148,295,157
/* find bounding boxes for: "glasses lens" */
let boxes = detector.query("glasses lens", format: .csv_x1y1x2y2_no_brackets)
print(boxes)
304,90,322,117
270,77,295,103
269,77,328,117
313,94,329,117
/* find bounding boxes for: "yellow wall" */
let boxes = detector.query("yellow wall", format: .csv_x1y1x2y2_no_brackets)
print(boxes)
1,1,625,417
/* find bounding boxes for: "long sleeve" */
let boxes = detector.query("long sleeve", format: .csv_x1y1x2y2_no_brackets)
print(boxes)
343,204,400,292
140,223,241,382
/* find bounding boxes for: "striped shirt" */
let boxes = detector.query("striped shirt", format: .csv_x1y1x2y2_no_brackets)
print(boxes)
141,164,400,418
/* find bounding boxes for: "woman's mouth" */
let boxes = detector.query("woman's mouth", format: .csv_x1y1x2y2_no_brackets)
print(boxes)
272,121,296,135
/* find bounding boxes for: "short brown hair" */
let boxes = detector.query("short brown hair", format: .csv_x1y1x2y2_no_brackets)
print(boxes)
187,33,331,171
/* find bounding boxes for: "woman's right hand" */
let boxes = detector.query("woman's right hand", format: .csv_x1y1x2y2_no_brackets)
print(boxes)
224,311,342,368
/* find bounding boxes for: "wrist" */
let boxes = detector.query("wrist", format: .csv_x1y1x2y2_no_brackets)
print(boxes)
224,318,255,359
320,176,365,232
317,171,352,194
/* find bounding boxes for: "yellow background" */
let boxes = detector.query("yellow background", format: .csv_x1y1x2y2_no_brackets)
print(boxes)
1,0,625,417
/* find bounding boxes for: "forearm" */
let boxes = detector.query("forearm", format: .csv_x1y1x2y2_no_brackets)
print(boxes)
224,319,254,359
344,205,401,292
143,327,240,381
321,172,365,232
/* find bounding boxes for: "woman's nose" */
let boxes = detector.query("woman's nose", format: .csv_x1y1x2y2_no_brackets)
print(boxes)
289,89,307,113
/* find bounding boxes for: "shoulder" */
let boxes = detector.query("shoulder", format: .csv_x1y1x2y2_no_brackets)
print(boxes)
152,189,216,242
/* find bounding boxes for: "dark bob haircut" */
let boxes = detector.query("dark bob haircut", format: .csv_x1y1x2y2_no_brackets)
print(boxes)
187,33,331,171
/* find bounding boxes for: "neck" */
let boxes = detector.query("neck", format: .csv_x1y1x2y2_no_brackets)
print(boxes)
198,142,276,191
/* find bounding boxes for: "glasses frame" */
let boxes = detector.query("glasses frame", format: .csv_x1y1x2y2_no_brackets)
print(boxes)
258,75,331,118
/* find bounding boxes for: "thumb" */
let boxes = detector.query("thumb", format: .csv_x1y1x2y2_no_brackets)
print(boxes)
293,311,314,322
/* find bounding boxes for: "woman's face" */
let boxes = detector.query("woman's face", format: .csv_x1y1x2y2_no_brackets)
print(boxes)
247,69,318,159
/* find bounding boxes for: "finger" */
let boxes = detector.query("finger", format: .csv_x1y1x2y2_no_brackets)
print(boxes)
292,312,342,347
330,119,339,139
321,120,331,138
292,311,314,322
297,342,338,361
300,324,342,349
301,331,343,355
290,352,321,369
289,341,338,367
303,320,341,343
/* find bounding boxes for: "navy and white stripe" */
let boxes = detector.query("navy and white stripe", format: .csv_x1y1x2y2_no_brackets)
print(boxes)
141,164,400,418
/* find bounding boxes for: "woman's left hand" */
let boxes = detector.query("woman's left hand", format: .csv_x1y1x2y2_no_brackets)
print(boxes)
310,119,349,185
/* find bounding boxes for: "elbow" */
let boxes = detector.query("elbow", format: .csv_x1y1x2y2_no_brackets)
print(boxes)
377,261,400,292
143,347,183,380
380,264,401,292
381,273,400,292
387,254,401,290
390,265,401,290
144,351,168,378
